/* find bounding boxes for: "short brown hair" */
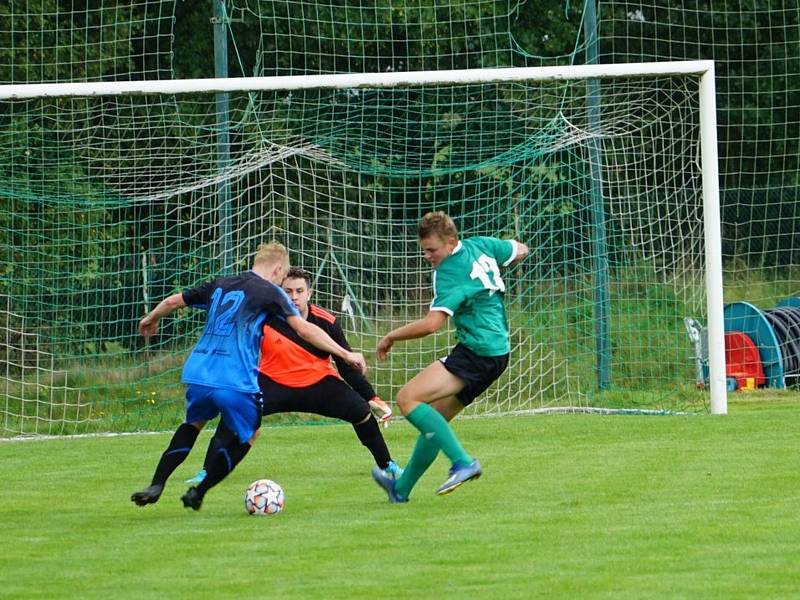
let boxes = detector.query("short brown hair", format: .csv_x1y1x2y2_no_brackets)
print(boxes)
284,266,313,288
417,211,458,240
253,241,288,267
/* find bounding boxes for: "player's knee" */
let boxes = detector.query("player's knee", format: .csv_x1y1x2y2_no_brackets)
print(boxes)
395,389,416,416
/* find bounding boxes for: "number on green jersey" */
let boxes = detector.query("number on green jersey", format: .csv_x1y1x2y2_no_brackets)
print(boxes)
469,254,505,294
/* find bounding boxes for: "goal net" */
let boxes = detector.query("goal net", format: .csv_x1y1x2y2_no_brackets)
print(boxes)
0,63,724,436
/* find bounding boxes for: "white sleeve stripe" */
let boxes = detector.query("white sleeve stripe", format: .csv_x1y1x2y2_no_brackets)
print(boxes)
501,240,519,267
430,306,454,316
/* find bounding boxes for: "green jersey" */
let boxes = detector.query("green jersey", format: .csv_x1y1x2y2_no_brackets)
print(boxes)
430,236,520,356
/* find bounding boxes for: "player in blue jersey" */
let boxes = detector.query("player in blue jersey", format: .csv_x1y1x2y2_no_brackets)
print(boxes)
131,242,367,510
185,267,401,487
371,211,528,502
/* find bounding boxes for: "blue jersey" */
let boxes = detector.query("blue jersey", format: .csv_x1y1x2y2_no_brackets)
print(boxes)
180,271,300,393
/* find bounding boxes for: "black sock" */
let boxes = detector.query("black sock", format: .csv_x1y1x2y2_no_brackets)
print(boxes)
196,440,252,496
201,420,235,470
152,422,200,486
352,415,392,469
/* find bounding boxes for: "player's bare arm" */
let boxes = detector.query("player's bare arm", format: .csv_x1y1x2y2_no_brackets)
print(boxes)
288,315,367,375
138,293,187,339
376,310,448,361
508,241,530,265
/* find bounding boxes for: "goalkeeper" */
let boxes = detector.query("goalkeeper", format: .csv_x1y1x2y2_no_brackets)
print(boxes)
188,267,402,484
371,211,528,502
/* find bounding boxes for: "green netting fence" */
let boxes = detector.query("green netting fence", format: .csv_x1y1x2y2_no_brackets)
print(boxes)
1,1,798,436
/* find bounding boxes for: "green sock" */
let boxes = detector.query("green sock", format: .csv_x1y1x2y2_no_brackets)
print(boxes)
405,403,472,467
395,433,439,499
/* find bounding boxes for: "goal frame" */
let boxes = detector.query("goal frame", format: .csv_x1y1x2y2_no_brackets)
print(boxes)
0,60,727,414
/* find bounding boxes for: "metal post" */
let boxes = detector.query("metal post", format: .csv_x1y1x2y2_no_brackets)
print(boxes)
213,0,233,274
584,0,612,389
699,64,727,414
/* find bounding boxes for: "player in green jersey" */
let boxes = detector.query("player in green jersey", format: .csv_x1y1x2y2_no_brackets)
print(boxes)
372,211,529,502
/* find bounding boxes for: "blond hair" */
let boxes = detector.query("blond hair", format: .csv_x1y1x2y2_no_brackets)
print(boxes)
417,211,458,240
253,241,289,267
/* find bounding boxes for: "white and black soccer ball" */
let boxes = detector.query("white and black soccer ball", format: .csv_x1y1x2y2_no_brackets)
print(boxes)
244,479,285,516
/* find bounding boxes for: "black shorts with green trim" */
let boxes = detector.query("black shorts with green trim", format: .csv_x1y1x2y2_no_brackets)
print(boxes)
439,343,509,407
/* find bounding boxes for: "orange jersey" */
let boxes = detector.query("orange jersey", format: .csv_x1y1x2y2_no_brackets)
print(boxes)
257,304,378,396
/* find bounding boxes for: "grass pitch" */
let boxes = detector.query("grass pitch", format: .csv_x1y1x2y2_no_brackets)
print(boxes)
2,395,799,599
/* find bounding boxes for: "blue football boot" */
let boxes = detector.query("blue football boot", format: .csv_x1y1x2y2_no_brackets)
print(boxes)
185,469,207,485
371,467,409,503
435,459,482,495
383,460,404,479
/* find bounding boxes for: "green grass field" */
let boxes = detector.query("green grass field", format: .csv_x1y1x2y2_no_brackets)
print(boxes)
2,394,800,599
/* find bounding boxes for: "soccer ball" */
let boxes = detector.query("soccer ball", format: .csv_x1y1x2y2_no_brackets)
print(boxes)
244,479,285,516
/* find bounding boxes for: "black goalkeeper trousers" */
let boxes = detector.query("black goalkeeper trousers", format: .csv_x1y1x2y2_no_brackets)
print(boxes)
258,373,371,424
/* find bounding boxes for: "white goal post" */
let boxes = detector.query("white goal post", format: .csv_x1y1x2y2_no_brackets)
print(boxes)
1,61,727,436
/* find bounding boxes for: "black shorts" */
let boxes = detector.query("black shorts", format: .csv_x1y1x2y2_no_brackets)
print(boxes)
439,343,509,407
258,373,371,424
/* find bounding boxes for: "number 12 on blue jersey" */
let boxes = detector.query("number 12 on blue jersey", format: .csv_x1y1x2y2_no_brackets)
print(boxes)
206,288,245,336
